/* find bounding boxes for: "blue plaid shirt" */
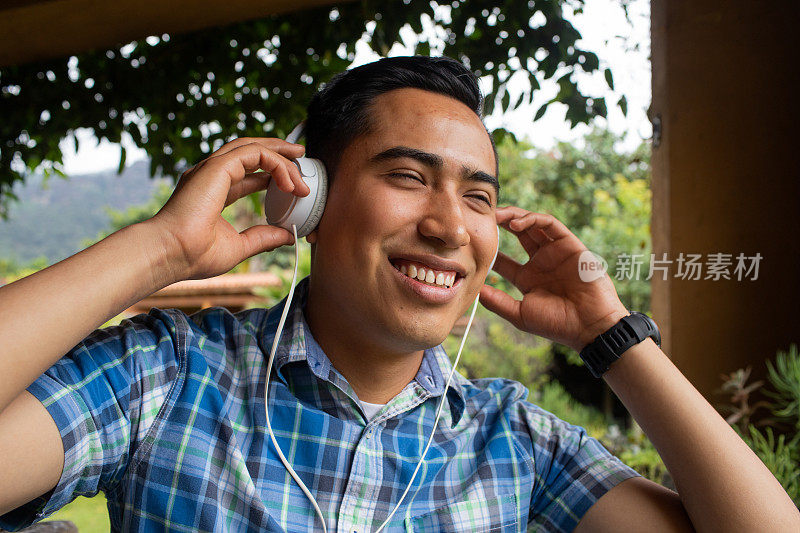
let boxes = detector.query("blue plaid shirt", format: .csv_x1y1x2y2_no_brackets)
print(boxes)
2,277,639,532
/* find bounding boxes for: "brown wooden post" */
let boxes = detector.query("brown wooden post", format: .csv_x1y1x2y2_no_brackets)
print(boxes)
650,0,800,399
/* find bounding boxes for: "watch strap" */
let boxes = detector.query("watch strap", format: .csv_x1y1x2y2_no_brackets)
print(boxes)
579,312,661,378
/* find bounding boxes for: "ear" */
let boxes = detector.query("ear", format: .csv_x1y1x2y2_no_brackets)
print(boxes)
305,229,318,244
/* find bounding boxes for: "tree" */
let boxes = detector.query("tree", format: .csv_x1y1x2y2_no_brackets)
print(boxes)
0,0,626,218
495,126,651,310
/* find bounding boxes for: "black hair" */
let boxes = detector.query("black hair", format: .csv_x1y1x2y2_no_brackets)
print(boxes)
305,55,498,178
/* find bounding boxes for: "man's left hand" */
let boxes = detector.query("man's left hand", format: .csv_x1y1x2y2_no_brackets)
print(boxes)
480,206,629,352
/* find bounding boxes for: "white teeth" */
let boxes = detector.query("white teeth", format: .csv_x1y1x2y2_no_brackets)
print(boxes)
394,260,458,288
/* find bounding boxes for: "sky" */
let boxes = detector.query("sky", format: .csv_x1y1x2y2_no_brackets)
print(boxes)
60,0,650,175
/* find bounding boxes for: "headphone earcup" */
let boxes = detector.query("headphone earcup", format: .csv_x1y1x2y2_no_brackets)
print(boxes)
264,157,328,238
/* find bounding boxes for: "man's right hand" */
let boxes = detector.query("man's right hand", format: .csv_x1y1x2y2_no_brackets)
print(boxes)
150,137,311,283
0,137,314,515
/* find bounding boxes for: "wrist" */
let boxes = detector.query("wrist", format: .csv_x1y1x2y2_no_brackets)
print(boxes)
577,307,630,352
579,311,662,378
134,219,189,287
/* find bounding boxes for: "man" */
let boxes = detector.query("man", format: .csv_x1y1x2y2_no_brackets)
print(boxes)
0,56,797,532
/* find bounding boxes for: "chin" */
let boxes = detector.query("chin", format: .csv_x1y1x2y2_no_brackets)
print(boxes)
384,315,454,351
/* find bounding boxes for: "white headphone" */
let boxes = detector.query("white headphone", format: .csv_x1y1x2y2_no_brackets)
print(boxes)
263,122,328,238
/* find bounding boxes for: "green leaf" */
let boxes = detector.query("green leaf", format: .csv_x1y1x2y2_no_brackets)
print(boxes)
512,91,526,110
118,146,127,175
491,127,517,145
534,102,550,121
618,95,628,116
581,51,599,72
500,89,510,112
604,68,614,91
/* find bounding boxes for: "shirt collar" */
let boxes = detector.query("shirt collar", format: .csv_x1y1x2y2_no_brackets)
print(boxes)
259,276,467,426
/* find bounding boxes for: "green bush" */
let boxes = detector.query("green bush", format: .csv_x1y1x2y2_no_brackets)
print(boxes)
742,426,800,505
533,380,609,438
598,423,671,488
764,344,800,432
719,343,800,507
443,306,553,392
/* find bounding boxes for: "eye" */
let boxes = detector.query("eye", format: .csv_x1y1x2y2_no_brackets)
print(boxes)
388,172,424,184
467,193,493,207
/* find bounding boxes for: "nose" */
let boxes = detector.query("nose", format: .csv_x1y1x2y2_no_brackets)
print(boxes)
417,193,470,249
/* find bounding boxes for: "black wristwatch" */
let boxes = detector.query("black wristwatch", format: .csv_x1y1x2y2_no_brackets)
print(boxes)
579,312,661,378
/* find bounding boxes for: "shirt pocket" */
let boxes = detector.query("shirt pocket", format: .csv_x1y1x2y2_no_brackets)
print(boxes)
406,493,519,532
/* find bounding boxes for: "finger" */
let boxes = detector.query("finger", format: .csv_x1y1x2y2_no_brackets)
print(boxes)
209,137,306,160
223,144,299,194
175,144,307,218
258,152,298,195
491,252,524,290
174,160,203,190
497,212,548,257
279,157,311,197
225,167,309,207
498,208,580,258
512,211,574,242
206,139,309,195
237,224,296,258
181,164,198,178
240,150,310,197
177,144,285,210
495,205,531,225
506,223,549,257
223,172,270,207
479,285,523,330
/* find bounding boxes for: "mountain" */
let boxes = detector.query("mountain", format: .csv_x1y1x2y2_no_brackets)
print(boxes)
0,161,170,264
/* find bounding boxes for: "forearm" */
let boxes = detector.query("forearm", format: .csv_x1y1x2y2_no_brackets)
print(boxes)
603,339,800,530
0,219,180,413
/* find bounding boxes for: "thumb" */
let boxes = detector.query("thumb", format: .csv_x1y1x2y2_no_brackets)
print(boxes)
480,285,523,330
238,224,296,257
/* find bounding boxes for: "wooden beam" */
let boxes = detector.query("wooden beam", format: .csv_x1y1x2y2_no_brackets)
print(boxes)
0,0,340,67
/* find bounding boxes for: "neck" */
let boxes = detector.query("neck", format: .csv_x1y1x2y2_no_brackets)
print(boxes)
304,287,424,405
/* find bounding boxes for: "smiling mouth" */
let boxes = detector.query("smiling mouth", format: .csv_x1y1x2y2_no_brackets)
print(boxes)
389,259,461,289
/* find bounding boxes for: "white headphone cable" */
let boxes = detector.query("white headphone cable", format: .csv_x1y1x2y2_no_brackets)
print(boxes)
373,292,480,533
264,224,329,533
264,222,485,533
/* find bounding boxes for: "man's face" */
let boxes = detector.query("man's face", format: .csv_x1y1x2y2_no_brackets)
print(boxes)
308,87,499,354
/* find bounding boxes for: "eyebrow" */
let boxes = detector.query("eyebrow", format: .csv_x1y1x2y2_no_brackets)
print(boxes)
370,146,500,196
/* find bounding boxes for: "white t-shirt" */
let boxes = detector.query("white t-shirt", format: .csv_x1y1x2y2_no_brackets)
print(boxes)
361,400,385,421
